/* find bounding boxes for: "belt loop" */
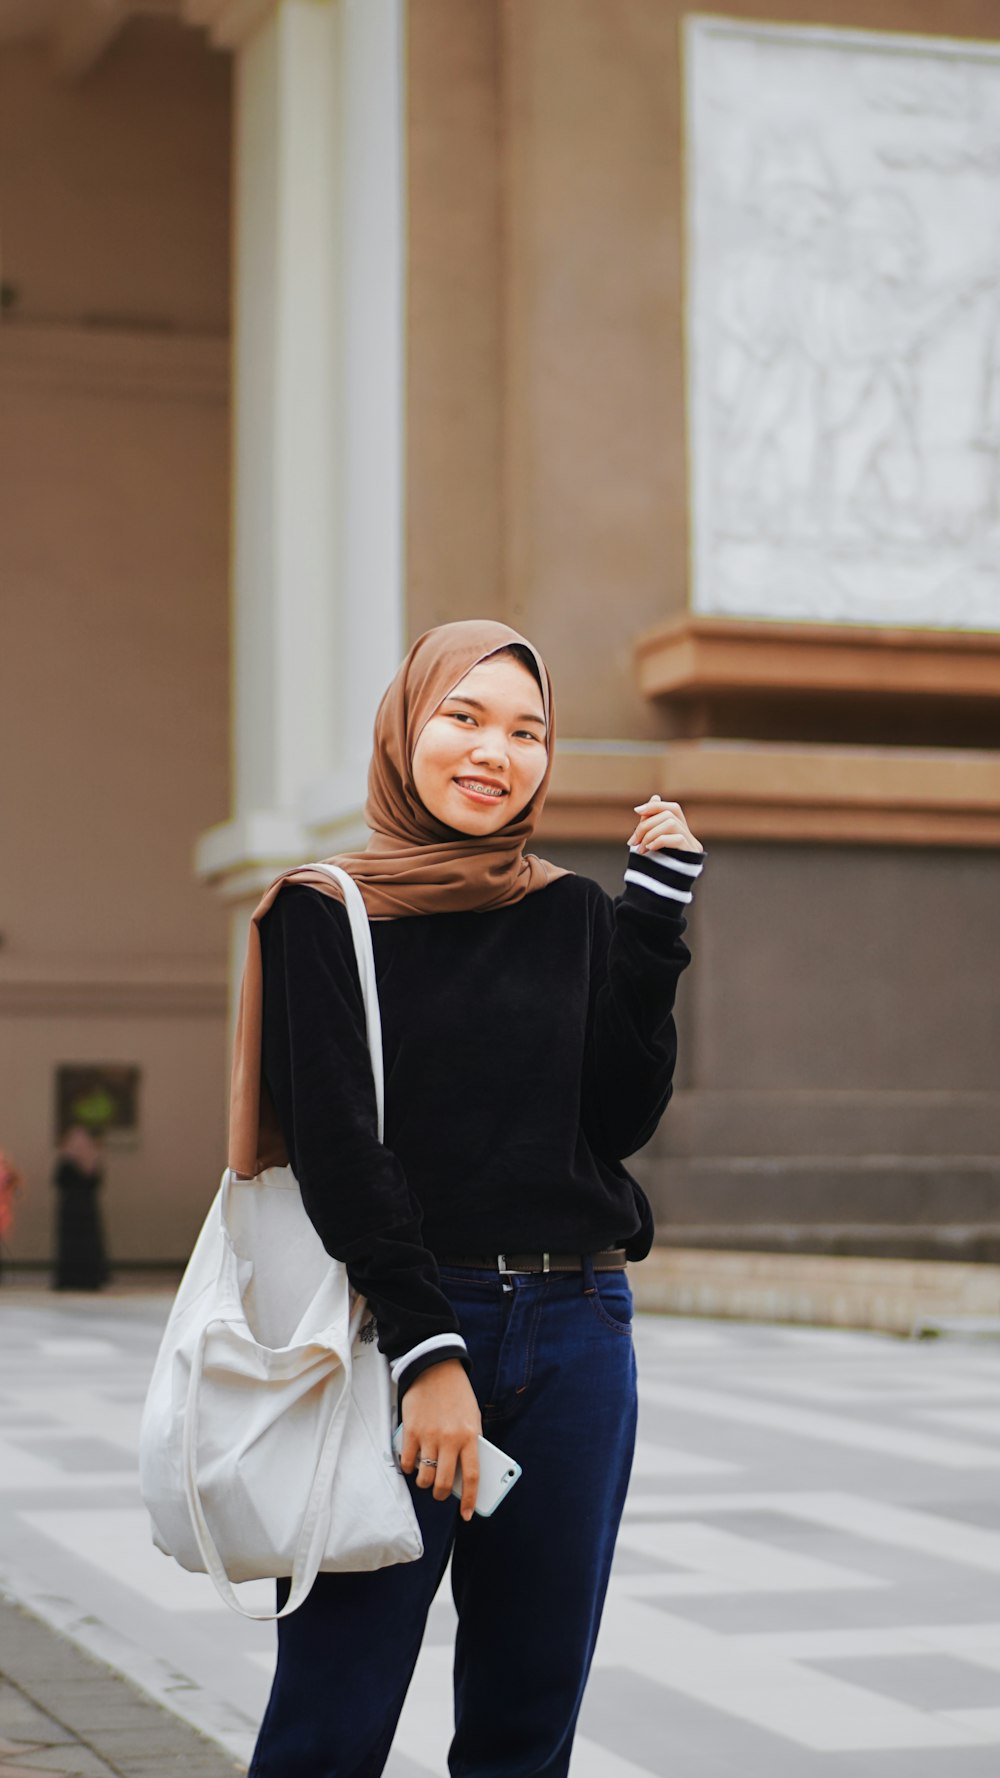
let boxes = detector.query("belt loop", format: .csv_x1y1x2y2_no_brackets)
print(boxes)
581,1253,596,1295
497,1252,508,1275
542,1251,550,1274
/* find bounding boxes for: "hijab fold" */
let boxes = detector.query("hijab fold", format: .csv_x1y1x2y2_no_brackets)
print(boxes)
228,620,569,1176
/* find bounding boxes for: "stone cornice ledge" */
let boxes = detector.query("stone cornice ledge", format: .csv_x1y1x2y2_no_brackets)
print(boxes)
538,738,1000,847
183,0,274,48
194,811,311,900
0,960,226,1018
194,739,1000,887
0,323,229,404
194,799,372,900
635,613,1000,701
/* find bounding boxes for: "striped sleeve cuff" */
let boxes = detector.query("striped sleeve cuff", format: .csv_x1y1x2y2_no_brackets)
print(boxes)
623,845,706,910
390,1332,469,1389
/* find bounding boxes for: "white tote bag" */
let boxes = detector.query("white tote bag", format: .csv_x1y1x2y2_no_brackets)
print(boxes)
138,864,424,1619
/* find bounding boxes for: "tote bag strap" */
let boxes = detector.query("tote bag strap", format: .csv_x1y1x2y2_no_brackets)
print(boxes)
309,863,385,1142
182,1308,360,1620
183,864,383,1619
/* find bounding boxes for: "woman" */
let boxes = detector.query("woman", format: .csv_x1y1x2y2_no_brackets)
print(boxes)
233,619,705,1778
52,1124,109,1292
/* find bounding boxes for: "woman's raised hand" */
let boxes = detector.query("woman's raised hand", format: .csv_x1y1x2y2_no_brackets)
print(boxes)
627,795,701,855
399,1359,483,1521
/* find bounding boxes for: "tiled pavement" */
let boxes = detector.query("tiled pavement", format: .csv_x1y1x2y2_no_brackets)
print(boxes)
0,1592,239,1776
4,1289,1000,1775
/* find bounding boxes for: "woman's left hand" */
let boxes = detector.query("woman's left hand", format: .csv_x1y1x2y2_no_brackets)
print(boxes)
627,795,702,856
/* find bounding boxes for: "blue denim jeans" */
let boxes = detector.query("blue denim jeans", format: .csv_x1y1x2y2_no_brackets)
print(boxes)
248,1255,638,1778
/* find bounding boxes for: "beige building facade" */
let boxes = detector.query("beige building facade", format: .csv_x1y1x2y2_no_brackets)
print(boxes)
2,0,998,1272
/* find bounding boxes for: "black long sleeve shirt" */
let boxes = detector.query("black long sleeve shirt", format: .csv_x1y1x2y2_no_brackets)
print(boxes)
260,843,704,1390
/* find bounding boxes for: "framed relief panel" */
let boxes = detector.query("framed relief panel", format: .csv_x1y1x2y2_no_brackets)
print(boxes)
685,17,1000,629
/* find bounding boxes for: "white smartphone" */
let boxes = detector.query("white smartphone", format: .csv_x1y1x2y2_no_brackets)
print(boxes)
392,1423,522,1518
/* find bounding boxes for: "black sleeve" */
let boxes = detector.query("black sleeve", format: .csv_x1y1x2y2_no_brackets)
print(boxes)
582,846,705,1162
260,885,469,1394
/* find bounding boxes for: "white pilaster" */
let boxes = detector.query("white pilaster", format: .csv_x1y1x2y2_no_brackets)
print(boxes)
233,0,338,823
195,0,407,896
304,0,406,844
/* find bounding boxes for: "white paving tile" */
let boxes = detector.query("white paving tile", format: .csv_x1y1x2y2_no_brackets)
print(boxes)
716,1623,1000,1664
615,1519,885,1597
733,1372,1000,1407
641,1378,1000,1468
37,1337,119,1359
390,1641,659,1778
18,1508,274,1615
918,1405,1000,1437
941,1709,1000,1736
594,1595,1000,1752
392,1642,451,1775
623,1488,1000,1582
0,1437,113,1491
784,1492,1000,1579
2,1385,148,1453
629,1438,738,1479
633,1323,736,1351
568,1738,659,1776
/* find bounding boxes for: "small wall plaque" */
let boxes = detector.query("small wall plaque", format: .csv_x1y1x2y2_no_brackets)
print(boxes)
55,1064,141,1148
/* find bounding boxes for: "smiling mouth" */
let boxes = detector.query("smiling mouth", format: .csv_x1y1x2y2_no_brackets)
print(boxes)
454,778,508,801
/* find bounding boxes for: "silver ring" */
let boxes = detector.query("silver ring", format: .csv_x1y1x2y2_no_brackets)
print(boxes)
417,1457,438,1468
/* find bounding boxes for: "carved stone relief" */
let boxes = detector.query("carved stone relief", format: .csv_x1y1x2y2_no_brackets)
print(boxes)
686,19,1000,629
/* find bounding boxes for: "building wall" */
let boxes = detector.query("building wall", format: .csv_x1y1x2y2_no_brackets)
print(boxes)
645,841,1000,1259
0,22,230,332
0,20,232,1265
406,0,504,636
407,0,1000,734
407,1,1000,1259
545,837,1000,1260
3,1,997,1269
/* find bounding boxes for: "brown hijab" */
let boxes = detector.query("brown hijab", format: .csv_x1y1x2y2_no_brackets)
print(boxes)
228,620,570,1175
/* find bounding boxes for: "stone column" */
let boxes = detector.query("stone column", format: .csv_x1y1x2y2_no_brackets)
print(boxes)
193,0,406,1036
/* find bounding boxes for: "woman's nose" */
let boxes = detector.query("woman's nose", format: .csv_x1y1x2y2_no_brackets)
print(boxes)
471,733,508,767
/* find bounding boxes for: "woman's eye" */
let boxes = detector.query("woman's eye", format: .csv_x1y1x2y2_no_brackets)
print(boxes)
446,711,543,742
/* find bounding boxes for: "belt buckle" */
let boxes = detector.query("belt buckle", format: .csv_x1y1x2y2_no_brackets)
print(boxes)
497,1251,524,1286
497,1252,524,1276
497,1251,551,1274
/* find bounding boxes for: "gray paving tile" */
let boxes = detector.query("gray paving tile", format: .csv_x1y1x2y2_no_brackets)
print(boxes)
835,1755,1000,1776
6,1442,134,1476
0,1688,75,1747
384,1756,442,1778
807,1651,1000,1712
5,1745,120,1776
921,1498,1000,1531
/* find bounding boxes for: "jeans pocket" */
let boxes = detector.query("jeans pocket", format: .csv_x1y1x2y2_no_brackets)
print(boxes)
585,1269,633,1335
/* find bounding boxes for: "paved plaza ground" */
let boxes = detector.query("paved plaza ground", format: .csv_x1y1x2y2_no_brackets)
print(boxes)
3,1288,1000,1776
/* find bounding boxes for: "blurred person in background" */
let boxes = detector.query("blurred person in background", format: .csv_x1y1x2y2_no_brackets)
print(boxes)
0,1149,23,1282
52,1123,110,1292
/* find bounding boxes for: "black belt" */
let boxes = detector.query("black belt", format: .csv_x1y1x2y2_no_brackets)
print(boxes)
437,1249,627,1275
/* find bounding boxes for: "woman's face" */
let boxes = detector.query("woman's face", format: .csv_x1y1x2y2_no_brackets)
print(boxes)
411,654,548,834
